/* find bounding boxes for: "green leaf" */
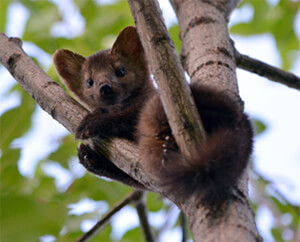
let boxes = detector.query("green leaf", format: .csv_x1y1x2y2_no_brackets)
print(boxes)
89,224,113,242
22,0,60,52
121,227,144,242
271,227,282,242
0,194,68,241
0,0,9,32
0,148,23,194
74,0,134,51
57,231,84,242
169,24,181,54
146,192,164,212
252,118,267,136
65,174,132,204
230,0,300,70
32,176,58,202
0,92,35,149
47,135,78,168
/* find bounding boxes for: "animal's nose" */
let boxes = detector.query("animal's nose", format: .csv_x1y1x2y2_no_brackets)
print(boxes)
99,84,113,96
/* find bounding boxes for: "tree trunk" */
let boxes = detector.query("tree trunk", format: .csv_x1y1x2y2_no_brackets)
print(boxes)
169,0,259,240
0,0,261,240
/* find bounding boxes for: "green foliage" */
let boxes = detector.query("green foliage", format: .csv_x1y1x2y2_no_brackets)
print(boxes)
0,0,299,241
0,92,35,149
1,194,67,241
252,118,267,135
146,192,164,212
122,227,145,242
0,0,9,33
230,0,300,70
22,0,60,51
169,24,181,53
47,135,78,169
250,173,300,242
0,148,22,194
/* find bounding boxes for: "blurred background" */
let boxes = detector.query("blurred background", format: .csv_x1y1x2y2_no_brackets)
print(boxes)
0,0,299,241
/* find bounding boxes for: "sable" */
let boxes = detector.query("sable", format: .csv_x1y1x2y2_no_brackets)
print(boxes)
54,26,154,188
53,26,253,206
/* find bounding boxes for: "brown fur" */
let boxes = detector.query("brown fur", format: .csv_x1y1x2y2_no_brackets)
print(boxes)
53,26,154,186
137,84,253,205
53,26,253,205
53,27,155,140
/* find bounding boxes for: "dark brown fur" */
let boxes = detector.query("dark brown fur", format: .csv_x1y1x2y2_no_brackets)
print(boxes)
53,27,154,186
53,26,253,206
137,84,253,205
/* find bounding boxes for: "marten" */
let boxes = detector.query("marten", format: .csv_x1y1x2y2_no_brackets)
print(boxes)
53,26,253,206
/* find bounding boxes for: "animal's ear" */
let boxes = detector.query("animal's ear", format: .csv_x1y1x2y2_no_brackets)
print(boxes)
111,26,145,62
53,49,86,94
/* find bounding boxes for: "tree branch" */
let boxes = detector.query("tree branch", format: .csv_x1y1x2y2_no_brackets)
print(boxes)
128,0,206,158
0,33,160,194
76,190,144,242
133,192,155,242
170,0,240,95
234,47,300,90
0,0,264,239
180,211,188,242
169,0,259,241
0,32,189,205
0,35,86,134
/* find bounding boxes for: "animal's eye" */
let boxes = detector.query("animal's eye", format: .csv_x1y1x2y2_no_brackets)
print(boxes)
115,67,125,77
86,78,94,88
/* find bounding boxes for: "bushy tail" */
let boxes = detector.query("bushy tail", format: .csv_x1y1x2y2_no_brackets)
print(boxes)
163,115,253,206
137,83,253,206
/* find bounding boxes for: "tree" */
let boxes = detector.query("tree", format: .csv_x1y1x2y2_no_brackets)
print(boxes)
0,0,299,241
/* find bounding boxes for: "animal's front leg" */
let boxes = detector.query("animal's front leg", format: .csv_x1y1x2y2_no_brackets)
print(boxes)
75,107,110,139
78,143,145,189
76,107,136,140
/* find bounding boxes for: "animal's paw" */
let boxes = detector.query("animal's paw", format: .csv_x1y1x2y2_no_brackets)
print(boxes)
77,143,98,172
75,115,100,140
157,134,177,162
76,121,94,140
75,108,110,140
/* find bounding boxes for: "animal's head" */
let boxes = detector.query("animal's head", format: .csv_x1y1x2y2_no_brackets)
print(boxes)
53,26,150,110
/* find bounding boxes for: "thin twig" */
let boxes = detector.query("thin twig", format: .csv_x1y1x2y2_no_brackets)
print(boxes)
156,203,177,239
76,190,143,242
134,192,155,242
251,169,296,208
180,211,188,242
234,47,300,90
249,171,299,240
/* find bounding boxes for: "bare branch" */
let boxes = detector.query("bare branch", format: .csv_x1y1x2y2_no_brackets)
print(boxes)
234,47,300,90
134,192,155,242
0,35,86,134
127,0,206,158
76,190,144,242
180,211,188,242
156,204,177,239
